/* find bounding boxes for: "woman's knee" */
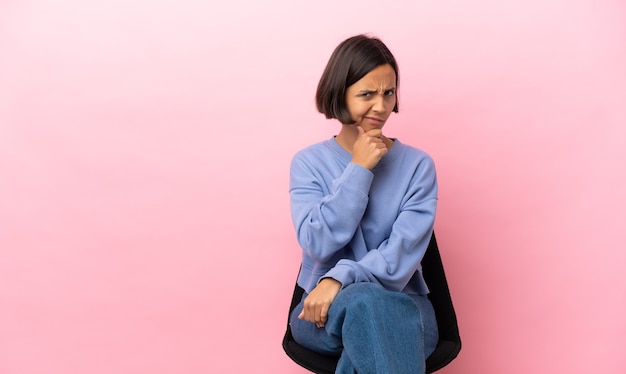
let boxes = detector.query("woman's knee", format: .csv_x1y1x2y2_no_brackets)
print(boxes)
334,282,417,315
340,282,386,298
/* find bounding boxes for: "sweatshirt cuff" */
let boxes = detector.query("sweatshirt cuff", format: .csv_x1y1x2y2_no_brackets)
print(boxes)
322,262,356,289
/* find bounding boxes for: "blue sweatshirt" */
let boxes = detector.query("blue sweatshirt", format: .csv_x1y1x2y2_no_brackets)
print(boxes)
289,136,437,295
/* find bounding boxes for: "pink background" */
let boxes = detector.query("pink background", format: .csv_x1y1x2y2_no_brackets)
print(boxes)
1,0,625,373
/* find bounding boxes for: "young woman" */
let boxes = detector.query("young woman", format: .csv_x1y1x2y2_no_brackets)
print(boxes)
288,34,439,373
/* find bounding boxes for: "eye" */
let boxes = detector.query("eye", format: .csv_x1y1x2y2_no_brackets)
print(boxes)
384,89,396,96
358,91,373,98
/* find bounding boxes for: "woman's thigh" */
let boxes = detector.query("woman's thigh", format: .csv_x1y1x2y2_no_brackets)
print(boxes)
408,293,439,357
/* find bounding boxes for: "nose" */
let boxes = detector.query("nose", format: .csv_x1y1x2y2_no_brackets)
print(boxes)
372,94,387,113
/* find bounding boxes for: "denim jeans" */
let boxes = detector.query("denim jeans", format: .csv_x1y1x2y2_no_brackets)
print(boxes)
289,282,438,374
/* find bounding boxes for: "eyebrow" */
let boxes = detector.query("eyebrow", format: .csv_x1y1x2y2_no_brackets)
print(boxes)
358,87,396,93
359,87,396,92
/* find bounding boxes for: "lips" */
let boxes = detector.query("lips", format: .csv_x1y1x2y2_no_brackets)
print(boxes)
365,117,385,125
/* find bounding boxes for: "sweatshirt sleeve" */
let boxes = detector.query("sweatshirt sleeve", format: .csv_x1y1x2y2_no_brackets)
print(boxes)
290,156,374,262
322,155,438,292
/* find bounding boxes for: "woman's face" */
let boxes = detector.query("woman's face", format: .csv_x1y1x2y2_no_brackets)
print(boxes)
345,64,397,132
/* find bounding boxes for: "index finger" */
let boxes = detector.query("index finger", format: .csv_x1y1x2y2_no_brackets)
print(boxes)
365,128,383,138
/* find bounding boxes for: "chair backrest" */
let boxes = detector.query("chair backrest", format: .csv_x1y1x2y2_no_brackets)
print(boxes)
420,233,462,372
282,232,461,373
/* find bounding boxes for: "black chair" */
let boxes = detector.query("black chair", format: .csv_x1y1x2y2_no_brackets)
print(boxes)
282,233,461,373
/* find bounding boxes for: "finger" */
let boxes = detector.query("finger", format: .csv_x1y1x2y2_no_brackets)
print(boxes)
356,126,365,135
305,302,315,322
320,304,329,325
314,303,324,324
366,129,383,138
301,299,312,322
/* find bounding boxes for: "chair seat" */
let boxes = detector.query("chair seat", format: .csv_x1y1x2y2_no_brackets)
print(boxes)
283,340,338,374
425,339,462,373
284,335,461,374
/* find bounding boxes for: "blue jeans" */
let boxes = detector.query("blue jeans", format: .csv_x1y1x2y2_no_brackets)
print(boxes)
289,282,438,374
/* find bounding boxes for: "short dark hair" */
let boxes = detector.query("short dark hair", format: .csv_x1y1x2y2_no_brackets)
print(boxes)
316,34,399,124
